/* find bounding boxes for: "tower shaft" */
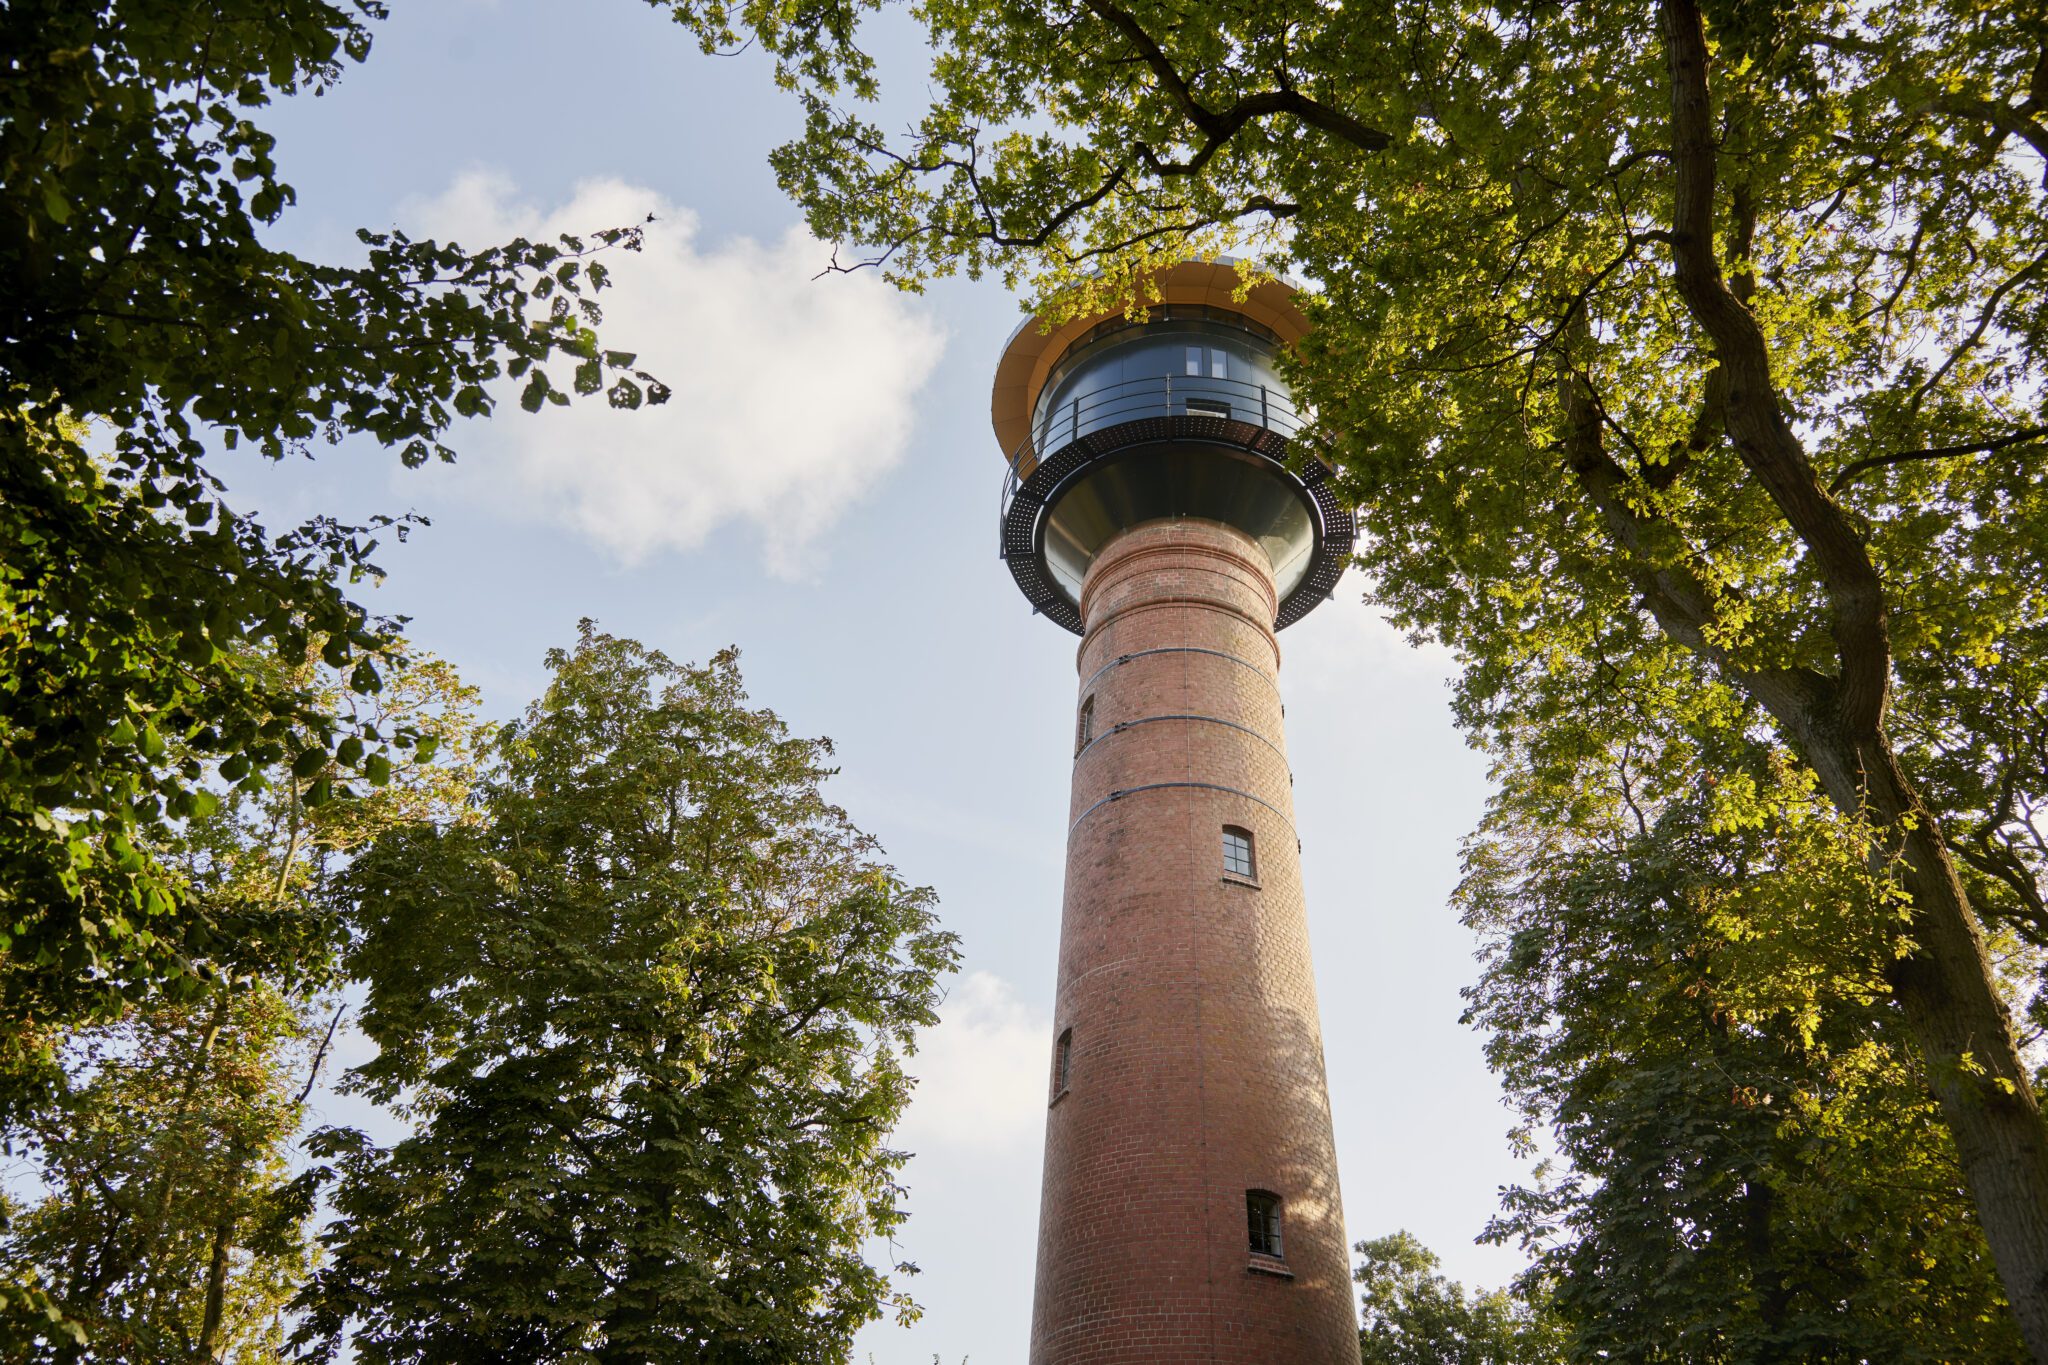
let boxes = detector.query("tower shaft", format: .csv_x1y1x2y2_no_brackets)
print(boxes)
1030,518,1356,1364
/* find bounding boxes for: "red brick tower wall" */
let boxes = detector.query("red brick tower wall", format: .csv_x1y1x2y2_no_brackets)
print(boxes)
1028,517,1358,1364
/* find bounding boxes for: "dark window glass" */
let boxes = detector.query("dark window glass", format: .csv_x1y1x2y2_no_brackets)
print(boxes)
1055,1028,1073,1095
1223,826,1256,878
1247,1190,1284,1258
1076,696,1095,755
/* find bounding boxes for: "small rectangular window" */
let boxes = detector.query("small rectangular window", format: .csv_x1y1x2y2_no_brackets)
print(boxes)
1211,349,1228,379
1076,696,1095,755
1186,399,1230,420
1055,1028,1073,1096
1247,1190,1284,1258
1186,346,1203,376
1223,826,1256,878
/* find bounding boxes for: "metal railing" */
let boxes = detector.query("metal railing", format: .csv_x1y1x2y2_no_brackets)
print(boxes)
999,373,1308,531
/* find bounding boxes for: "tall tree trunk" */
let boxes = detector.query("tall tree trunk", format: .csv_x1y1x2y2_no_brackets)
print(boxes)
1804,724,2048,1357
195,1212,235,1362
1648,0,2048,1354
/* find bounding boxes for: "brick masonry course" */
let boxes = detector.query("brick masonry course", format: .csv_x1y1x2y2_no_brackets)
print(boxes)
1029,518,1358,1365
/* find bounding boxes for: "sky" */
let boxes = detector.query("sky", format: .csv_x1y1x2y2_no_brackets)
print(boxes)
229,2,1545,1358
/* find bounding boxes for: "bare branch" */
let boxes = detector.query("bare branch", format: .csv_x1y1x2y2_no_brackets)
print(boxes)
1829,426,2048,494
293,1003,347,1107
1081,0,1391,154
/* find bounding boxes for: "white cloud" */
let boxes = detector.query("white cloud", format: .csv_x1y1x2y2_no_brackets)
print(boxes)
894,970,1050,1153
403,171,946,576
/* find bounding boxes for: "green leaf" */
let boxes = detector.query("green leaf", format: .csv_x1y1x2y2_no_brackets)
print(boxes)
520,373,549,413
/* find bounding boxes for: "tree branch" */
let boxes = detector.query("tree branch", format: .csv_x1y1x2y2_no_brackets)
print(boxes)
1923,94,2048,178
1659,0,1893,738
293,1003,348,1107
1828,426,2048,494
1556,362,1830,727
1081,0,1391,154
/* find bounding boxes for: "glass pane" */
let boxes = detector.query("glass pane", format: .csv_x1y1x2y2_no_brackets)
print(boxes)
1186,346,1202,376
1211,349,1228,379
1247,1192,1283,1256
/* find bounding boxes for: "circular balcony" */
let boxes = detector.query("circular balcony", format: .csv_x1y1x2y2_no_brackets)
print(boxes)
997,371,1353,635
987,267,1352,635
999,362,1351,642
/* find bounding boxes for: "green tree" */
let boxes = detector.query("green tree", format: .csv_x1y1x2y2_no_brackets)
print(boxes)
1356,1230,1563,1365
1,985,323,1364
650,0,2048,1345
0,0,664,1086
0,647,484,1361
295,625,958,1364
1463,729,2028,1362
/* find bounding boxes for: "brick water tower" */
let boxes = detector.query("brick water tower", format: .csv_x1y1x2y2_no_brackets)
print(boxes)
990,261,1359,1363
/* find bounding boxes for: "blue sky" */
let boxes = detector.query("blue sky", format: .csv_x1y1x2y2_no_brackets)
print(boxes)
232,2,1542,1357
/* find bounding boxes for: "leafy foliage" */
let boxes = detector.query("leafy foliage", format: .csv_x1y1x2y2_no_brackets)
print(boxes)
0,649,482,1360
651,0,2048,1344
1356,1230,1564,1365
0,986,323,1364
1464,732,2029,1362
295,625,958,1364
0,0,664,1081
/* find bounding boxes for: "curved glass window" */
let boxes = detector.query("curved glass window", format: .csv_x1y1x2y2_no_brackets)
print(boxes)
1031,317,1300,453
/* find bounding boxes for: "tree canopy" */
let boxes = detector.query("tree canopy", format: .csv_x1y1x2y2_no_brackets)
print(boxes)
0,649,480,1361
2,984,322,1364
0,0,664,1092
1464,728,2027,1361
649,0,2048,1348
1356,1230,1564,1365
294,626,958,1364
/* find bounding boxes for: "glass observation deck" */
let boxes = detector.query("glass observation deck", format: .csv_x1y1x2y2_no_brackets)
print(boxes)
995,303,1348,634
1027,310,1303,454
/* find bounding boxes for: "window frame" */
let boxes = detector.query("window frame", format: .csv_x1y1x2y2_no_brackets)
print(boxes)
1053,1027,1073,1102
1246,1189,1285,1260
1222,825,1257,880
1075,695,1095,755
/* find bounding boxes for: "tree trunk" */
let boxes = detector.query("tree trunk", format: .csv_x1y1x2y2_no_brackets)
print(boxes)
1650,0,2048,1353
1801,724,2048,1358
195,1212,234,1362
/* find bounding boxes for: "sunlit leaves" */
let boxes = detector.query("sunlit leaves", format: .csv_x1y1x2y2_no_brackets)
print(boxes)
1356,1231,1565,1365
1461,733,2028,1361
294,626,957,1364
0,986,325,1364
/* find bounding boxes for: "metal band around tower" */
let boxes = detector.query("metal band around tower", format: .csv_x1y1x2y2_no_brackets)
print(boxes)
1080,645,1279,695
1076,713,1289,764
1000,414,1355,635
1068,780,1297,838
